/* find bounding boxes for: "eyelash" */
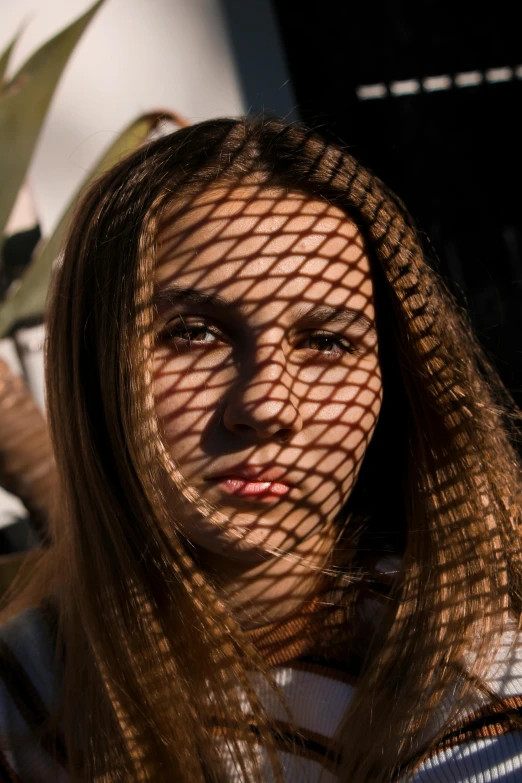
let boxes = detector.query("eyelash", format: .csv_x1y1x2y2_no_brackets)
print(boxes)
297,331,357,356
161,322,221,344
159,320,357,356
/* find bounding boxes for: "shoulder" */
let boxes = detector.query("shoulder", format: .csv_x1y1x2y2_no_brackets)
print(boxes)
407,733,522,782
0,603,68,781
0,603,59,692
406,623,522,782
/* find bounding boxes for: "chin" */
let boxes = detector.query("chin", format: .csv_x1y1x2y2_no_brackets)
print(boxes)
178,511,308,564
178,520,277,563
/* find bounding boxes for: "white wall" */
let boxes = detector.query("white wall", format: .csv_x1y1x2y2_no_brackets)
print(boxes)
0,0,246,236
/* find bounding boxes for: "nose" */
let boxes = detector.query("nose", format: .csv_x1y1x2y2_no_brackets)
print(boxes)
223,346,303,442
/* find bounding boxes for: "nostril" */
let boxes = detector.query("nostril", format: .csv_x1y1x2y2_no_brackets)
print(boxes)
275,428,294,444
234,423,255,434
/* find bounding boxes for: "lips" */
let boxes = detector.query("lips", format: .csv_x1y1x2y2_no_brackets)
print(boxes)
216,478,291,497
206,464,290,483
205,465,292,498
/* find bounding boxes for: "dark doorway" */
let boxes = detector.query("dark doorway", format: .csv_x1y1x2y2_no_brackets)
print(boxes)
272,0,522,408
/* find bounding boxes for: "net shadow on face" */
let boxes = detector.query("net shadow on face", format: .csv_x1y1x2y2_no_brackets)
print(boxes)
148,181,384,627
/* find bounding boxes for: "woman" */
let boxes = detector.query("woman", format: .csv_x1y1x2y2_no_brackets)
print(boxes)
1,116,522,782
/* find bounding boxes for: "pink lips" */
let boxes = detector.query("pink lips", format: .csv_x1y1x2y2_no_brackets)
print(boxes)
217,478,290,497
206,465,292,499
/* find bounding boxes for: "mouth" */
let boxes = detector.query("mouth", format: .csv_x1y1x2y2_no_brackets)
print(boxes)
205,465,292,500
211,477,291,498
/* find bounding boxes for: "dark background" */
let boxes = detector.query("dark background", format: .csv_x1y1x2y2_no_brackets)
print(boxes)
270,0,522,409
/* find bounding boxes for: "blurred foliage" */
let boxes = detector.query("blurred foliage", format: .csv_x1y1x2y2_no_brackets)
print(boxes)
0,1,104,240
0,110,186,336
0,30,20,85
0,0,188,337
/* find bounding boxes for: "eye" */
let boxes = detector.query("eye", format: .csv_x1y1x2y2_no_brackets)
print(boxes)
297,331,357,356
159,318,224,349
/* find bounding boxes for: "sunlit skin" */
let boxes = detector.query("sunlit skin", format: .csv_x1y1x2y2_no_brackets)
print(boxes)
153,185,383,626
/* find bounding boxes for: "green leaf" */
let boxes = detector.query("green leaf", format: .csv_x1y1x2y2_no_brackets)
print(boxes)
0,28,22,87
0,0,104,237
0,111,187,337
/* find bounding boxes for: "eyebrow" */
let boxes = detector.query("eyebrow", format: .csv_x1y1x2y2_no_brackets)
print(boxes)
292,304,376,333
153,285,376,334
153,285,238,316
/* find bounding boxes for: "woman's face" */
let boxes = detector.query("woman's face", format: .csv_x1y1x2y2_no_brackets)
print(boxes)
153,184,382,563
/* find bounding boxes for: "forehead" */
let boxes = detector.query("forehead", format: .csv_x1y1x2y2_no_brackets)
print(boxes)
156,185,374,319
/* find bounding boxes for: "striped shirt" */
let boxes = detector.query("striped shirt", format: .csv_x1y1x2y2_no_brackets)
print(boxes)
2,589,522,782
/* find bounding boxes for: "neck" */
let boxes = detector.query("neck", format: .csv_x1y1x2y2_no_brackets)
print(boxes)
191,527,337,629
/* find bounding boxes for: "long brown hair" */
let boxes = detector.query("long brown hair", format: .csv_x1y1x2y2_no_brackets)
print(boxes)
2,116,522,782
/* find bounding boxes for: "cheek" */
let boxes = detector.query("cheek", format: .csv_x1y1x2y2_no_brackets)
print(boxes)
153,351,233,455
333,385,382,500
313,384,382,448
298,363,383,496
297,358,382,435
